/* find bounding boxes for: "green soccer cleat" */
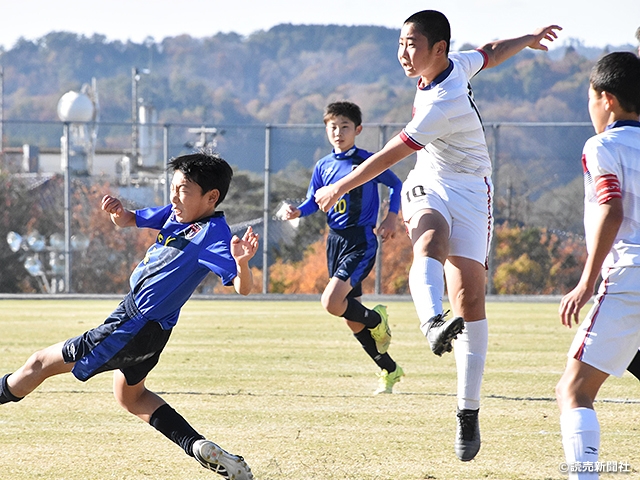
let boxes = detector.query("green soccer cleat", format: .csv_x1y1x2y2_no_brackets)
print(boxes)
374,365,405,395
369,304,391,354
193,439,254,479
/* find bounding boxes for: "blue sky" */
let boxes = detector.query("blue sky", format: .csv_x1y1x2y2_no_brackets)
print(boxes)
0,0,638,50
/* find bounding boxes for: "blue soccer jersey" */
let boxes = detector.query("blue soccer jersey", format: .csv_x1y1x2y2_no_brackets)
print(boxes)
297,146,402,229
130,205,237,328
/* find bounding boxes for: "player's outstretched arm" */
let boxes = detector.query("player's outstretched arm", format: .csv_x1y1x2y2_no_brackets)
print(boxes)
315,136,414,212
480,25,562,69
231,226,259,296
101,194,136,228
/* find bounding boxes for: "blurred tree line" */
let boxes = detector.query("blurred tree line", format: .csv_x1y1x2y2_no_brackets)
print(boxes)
2,25,624,295
1,27,625,135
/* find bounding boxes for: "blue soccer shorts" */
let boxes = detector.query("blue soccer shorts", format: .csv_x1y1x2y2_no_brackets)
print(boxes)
62,293,172,385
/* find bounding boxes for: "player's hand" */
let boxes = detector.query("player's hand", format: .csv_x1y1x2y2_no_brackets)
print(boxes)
558,283,591,328
277,203,301,221
101,194,124,216
377,213,398,243
529,25,562,51
231,226,259,263
315,185,341,212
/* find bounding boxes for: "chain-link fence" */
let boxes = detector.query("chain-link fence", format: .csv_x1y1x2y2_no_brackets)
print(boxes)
0,119,593,295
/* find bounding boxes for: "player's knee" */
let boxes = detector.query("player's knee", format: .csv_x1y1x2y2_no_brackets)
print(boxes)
321,291,342,316
113,387,138,412
23,350,48,377
453,287,483,315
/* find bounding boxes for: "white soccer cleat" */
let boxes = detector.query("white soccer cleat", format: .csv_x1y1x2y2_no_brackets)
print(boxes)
193,439,254,479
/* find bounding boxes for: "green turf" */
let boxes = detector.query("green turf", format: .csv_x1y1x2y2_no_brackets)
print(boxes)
0,299,638,479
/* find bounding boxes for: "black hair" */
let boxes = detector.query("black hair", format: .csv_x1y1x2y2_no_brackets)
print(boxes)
404,10,451,55
167,151,233,205
323,101,363,127
590,51,640,114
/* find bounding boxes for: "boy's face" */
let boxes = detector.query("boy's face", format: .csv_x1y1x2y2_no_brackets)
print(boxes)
398,22,440,79
325,115,362,153
588,85,611,134
170,170,218,223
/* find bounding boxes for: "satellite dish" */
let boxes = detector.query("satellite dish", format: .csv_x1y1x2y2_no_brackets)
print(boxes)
57,91,94,122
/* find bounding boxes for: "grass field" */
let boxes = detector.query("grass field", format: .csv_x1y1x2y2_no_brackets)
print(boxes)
0,298,638,480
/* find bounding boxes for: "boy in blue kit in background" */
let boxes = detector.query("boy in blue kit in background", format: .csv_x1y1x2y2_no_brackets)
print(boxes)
0,152,258,480
281,101,404,395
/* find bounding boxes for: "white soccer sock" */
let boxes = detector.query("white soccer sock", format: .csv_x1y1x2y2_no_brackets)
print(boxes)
409,256,444,336
454,319,488,411
560,407,600,479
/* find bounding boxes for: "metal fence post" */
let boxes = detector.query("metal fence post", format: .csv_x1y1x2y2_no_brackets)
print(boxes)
163,124,170,204
374,123,386,295
63,122,72,293
487,123,500,295
262,124,272,294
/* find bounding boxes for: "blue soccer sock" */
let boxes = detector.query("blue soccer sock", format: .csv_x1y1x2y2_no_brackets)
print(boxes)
0,374,23,404
149,403,205,457
354,329,396,373
342,298,381,329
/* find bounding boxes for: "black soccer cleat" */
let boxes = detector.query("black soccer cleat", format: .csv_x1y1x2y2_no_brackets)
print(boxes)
425,312,464,356
455,408,481,461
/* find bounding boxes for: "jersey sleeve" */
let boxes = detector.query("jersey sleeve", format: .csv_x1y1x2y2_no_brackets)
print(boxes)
198,229,238,286
401,103,452,151
582,137,622,204
375,169,403,214
135,204,173,229
297,162,323,217
451,50,487,78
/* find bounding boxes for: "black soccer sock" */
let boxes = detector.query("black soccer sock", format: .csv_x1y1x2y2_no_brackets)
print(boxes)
149,404,204,457
0,374,23,404
627,351,640,381
354,329,397,373
342,298,381,329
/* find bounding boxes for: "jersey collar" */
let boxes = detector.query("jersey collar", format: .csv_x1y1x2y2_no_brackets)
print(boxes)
418,59,454,91
333,146,358,159
606,120,640,130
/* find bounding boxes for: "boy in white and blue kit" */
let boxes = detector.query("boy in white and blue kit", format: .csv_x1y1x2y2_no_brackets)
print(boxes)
556,52,640,479
315,10,561,461
0,152,258,480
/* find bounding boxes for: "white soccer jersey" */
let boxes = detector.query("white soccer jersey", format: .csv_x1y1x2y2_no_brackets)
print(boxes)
400,50,491,178
582,121,640,269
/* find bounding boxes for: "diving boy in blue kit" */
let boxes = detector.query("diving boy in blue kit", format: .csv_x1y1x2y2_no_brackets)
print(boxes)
281,101,404,395
0,152,257,480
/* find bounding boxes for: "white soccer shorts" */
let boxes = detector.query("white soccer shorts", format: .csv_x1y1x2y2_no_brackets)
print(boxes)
400,168,493,266
568,265,640,377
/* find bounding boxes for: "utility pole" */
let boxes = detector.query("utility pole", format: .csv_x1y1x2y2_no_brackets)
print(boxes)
0,65,4,158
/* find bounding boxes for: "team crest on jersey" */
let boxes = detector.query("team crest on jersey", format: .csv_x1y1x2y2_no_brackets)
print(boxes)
184,222,203,240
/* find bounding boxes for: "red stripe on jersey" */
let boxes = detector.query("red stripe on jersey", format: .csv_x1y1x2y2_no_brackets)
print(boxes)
595,174,622,204
400,130,424,151
573,270,609,362
581,153,588,173
476,49,489,70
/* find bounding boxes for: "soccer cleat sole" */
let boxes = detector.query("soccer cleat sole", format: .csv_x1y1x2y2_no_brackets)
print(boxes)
430,316,464,356
193,440,254,479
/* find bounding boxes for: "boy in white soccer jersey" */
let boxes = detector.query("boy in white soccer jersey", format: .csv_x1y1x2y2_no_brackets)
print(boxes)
314,10,561,461
555,52,640,479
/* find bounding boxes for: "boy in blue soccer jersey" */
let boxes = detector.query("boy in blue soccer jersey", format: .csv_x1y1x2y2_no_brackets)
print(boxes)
0,152,258,480
280,101,405,395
